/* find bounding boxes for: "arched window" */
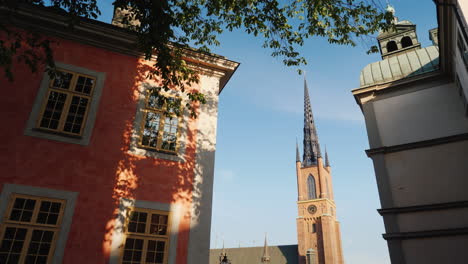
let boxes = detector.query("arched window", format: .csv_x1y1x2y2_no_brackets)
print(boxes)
401,36,413,48
387,41,398,52
326,177,330,198
307,175,316,199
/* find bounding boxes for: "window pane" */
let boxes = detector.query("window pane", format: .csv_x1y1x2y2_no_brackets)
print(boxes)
63,96,89,135
0,227,27,264
146,240,165,264
147,91,164,109
74,76,94,95
141,112,161,148
127,212,147,234
10,198,36,222
161,117,178,151
51,72,73,90
36,201,62,225
166,98,181,115
26,230,54,264
39,91,67,130
150,214,168,236
122,238,143,264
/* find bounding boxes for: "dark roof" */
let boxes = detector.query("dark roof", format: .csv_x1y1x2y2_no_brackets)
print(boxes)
210,245,298,264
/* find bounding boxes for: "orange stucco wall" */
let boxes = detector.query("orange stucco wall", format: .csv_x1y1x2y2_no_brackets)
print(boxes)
1,33,200,263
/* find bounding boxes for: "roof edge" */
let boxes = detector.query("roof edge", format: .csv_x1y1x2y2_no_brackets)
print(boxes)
0,3,240,92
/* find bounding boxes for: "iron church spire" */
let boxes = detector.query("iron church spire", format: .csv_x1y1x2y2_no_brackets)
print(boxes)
302,77,321,166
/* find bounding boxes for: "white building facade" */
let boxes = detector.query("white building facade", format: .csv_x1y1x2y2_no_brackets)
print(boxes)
352,1,468,263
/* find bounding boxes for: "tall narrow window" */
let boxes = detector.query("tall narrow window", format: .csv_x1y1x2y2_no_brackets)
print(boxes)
120,208,171,264
386,41,398,52
139,89,181,153
0,194,66,263
37,69,95,136
401,36,413,48
307,175,316,199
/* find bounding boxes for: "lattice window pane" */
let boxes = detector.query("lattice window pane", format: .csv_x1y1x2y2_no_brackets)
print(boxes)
122,238,144,264
51,72,73,90
74,76,94,95
128,212,147,234
63,96,89,134
166,98,181,116
147,92,164,109
9,198,36,222
36,201,61,225
161,117,178,151
141,112,161,148
145,240,165,264
0,227,27,264
149,214,168,236
39,91,67,130
25,230,54,264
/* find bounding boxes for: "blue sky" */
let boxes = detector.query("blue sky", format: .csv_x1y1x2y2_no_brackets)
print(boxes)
93,1,438,263
208,1,437,264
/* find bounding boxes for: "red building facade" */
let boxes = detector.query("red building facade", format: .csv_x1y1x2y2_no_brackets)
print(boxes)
0,4,238,264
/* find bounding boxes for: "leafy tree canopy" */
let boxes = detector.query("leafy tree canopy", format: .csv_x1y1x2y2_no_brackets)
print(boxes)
0,0,393,117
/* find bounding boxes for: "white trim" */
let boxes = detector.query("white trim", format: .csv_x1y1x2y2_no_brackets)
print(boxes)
186,75,220,264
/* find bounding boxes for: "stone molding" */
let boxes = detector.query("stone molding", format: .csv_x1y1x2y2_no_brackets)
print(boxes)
383,227,468,240
378,200,468,215
366,132,468,157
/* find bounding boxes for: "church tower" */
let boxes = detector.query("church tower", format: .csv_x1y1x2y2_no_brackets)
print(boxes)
377,4,421,59
296,79,344,264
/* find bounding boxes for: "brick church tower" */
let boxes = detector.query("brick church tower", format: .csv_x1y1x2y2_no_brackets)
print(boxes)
296,79,344,264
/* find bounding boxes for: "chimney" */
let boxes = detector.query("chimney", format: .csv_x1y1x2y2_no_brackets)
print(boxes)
111,6,140,29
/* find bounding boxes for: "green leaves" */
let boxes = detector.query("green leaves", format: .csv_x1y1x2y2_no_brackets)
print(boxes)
1,0,393,118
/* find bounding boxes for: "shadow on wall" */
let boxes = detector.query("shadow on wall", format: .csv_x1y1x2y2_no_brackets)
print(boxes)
100,60,220,261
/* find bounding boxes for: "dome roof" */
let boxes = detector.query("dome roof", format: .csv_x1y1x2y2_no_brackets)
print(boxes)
359,46,439,88
397,20,413,25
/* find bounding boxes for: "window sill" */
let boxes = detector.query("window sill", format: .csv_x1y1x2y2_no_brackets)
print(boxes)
25,126,90,145
128,144,185,163
32,127,83,139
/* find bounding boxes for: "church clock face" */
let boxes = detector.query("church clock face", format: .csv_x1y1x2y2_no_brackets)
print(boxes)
307,205,317,215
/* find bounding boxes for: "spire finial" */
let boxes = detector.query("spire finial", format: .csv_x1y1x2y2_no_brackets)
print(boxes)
302,76,322,166
325,145,330,167
296,138,301,163
219,241,227,263
385,2,398,24
262,233,271,262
